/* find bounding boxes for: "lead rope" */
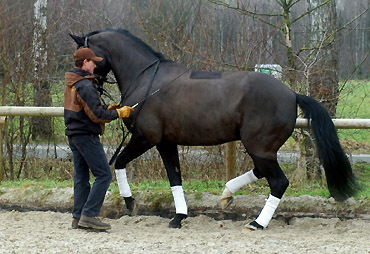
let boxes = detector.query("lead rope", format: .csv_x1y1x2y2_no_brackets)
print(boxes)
120,59,160,104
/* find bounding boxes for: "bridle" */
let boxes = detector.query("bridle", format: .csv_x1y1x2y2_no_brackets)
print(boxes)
84,32,161,109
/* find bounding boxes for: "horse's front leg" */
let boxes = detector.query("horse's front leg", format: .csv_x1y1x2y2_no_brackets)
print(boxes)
114,130,154,215
156,142,187,228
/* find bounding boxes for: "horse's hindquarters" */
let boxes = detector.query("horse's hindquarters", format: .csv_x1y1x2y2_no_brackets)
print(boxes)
238,73,297,159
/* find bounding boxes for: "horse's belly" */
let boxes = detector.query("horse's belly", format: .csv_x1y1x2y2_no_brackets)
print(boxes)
163,121,238,146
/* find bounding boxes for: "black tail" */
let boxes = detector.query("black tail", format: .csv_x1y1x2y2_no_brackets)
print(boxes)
296,94,359,201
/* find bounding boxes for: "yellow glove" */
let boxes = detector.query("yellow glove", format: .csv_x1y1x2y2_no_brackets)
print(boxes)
116,106,134,118
108,103,121,110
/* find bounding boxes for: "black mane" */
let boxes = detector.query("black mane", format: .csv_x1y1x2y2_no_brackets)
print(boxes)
85,28,167,61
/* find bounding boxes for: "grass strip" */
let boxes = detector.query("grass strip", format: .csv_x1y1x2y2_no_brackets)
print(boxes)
1,163,369,200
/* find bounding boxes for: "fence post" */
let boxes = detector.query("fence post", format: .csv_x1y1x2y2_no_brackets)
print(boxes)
0,116,5,182
0,117,6,126
226,141,237,181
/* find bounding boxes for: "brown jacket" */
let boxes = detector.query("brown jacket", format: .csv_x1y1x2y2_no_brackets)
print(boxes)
64,68,118,136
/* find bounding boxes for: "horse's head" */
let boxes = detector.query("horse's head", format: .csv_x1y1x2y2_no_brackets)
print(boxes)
69,32,112,86
69,29,169,95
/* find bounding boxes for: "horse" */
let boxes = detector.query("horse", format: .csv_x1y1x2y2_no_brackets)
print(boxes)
69,28,358,230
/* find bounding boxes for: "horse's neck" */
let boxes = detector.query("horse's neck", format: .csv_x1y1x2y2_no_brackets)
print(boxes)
113,47,155,76
111,54,157,100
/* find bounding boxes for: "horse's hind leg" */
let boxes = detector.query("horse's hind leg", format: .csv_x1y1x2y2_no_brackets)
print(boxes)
221,168,263,209
156,142,187,228
244,154,289,231
114,130,154,214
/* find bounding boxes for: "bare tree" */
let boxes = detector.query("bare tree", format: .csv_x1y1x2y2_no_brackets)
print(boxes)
291,0,339,180
206,0,369,181
0,0,35,180
0,0,137,180
31,0,53,140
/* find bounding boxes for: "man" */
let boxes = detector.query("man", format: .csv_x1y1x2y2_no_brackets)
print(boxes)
64,47,133,230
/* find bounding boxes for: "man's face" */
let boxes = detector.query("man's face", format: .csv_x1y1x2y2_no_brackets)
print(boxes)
82,59,96,74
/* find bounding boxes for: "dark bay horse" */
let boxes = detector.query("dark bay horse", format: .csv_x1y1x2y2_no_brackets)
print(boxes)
70,28,358,230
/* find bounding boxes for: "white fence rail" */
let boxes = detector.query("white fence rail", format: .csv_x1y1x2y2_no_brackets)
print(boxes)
0,106,64,117
295,118,370,129
0,106,369,129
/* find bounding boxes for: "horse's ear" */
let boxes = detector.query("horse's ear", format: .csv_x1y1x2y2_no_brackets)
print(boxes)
69,33,85,48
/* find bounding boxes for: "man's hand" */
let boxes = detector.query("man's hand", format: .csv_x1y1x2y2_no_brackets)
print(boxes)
116,106,134,118
108,103,121,110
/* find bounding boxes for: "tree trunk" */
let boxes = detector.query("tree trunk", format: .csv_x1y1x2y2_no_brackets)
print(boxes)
281,2,297,88
306,0,339,117
298,0,339,181
31,0,52,140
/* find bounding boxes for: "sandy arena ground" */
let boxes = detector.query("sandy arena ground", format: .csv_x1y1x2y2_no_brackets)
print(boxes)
0,210,369,254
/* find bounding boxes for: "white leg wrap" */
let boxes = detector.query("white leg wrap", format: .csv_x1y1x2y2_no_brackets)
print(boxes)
255,194,281,228
115,168,132,197
225,170,258,193
171,185,188,215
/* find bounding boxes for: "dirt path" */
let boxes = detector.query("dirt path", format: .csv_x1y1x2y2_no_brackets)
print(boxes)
1,210,369,254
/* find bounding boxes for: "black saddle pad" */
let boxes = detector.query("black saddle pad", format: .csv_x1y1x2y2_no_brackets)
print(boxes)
190,71,222,79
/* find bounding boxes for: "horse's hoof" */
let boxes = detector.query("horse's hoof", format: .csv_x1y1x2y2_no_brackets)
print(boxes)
242,226,254,232
243,221,264,232
168,214,187,229
220,187,233,209
124,197,139,216
168,220,182,229
221,196,234,209
129,201,139,216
